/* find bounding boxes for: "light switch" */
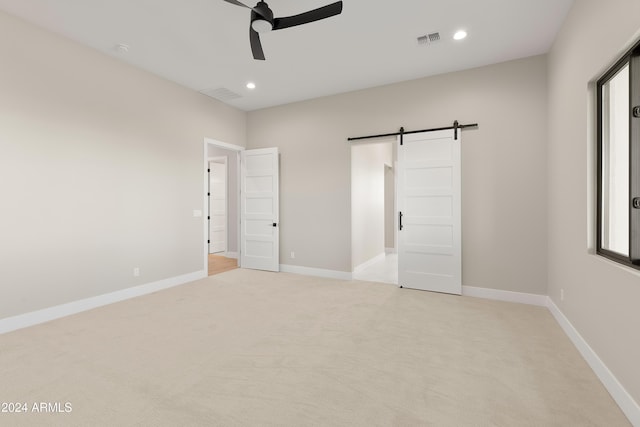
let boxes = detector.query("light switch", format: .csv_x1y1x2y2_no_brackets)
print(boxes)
193,210,203,217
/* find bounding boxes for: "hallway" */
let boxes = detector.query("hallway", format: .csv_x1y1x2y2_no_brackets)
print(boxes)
208,254,237,276
353,253,398,285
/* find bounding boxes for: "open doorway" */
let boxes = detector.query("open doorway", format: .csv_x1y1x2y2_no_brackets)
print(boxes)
204,139,243,276
203,139,281,276
351,139,398,284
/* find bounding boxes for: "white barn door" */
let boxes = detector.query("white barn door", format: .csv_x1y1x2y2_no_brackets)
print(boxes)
240,148,280,272
397,129,461,295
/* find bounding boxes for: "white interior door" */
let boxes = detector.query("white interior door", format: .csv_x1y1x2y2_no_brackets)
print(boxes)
397,129,461,295
240,148,279,272
209,159,227,254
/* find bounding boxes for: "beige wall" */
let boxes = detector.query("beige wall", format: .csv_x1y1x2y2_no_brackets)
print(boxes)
351,141,393,269
548,0,640,406
0,11,246,318
247,55,548,294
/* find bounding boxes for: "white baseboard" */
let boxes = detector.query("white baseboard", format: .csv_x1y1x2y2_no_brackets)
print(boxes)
462,285,548,306
547,298,640,426
385,248,397,254
353,252,386,273
0,270,207,335
280,264,352,281
224,251,238,259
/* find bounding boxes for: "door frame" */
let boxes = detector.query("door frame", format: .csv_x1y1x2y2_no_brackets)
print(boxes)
208,156,228,254
203,138,244,273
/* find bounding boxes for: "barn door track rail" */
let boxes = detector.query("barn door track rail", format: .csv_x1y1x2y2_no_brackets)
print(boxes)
347,120,478,144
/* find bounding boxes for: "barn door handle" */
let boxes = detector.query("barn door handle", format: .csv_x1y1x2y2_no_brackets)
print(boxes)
399,212,403,231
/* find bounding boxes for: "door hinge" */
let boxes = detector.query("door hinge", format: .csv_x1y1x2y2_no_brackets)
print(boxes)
207,240,210,244
208,216,210,220
399,127,404,145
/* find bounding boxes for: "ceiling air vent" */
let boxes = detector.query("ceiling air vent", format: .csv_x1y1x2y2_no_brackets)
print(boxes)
200,87,242,101
417,32,440,45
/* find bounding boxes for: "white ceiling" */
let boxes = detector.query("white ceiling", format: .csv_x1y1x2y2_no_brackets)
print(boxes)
0,0,574,111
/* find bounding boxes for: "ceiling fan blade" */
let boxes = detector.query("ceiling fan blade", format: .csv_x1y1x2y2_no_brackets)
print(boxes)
222,0,252,9
250,27,265,60
223,0,270,19
272,1,342,31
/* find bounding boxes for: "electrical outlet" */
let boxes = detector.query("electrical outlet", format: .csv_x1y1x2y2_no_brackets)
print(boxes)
290,251,295,259
560,289,564,301
133,267,140,277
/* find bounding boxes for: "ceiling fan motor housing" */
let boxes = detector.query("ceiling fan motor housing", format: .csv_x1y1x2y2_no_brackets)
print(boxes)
251,2,274,32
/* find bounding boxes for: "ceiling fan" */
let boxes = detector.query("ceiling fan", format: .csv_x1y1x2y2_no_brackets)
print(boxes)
223,0,343,60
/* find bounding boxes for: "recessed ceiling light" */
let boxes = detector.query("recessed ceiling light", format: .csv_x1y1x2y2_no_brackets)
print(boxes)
246,82,256,90
453,30,467,41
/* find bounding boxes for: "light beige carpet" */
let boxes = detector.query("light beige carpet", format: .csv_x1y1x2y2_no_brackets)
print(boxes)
0,269,630,426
